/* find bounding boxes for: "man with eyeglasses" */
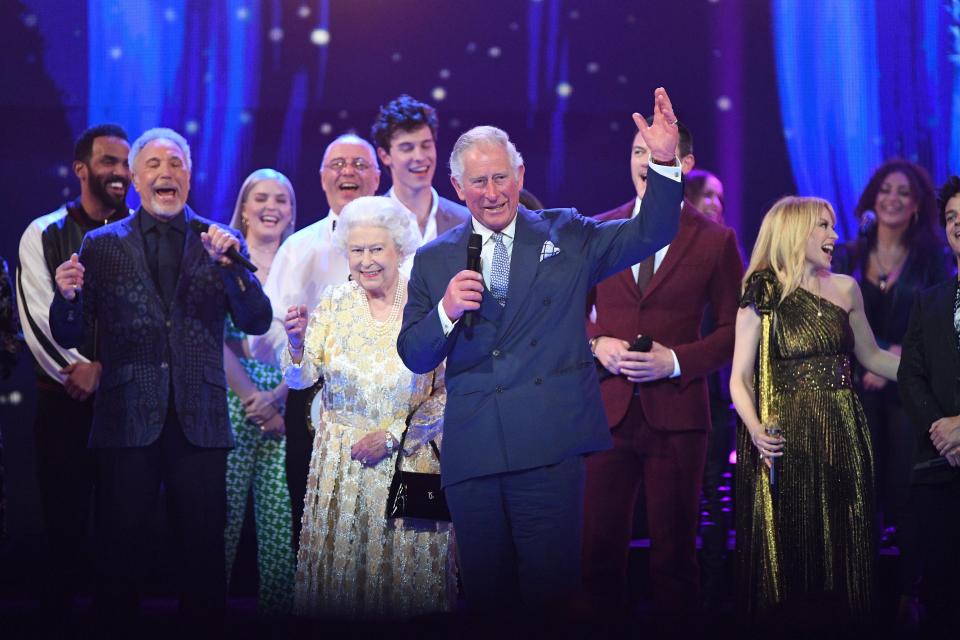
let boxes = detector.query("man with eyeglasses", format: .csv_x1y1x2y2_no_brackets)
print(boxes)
249,132,380,547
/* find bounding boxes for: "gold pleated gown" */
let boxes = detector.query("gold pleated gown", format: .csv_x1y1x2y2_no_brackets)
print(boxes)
736,270,875,620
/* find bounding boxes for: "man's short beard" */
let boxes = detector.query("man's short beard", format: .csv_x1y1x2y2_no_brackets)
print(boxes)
88,168,128,212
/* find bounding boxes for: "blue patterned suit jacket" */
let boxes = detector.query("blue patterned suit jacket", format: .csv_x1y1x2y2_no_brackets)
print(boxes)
50,207,272,449
397,169,683,487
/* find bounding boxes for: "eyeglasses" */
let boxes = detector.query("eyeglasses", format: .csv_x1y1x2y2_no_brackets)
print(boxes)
323,158,374,173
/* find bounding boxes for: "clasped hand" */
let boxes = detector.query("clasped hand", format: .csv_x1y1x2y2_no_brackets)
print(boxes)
930,415,960,466
351,431,394,467
593,336,675,382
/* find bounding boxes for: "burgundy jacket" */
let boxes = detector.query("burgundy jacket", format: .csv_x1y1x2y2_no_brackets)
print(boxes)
586,200,743,431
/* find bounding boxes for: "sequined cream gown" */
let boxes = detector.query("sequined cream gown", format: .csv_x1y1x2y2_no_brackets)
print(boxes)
736,270,875,619
283,281,455,618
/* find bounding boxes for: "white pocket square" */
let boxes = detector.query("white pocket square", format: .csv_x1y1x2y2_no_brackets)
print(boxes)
540,241,561,262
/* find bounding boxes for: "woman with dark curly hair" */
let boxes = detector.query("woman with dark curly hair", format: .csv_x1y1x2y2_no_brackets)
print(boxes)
831,159,953,624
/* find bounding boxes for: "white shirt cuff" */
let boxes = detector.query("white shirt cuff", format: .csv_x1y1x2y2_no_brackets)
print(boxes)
648,158,682,182
670,349,681,379
437,300,458,336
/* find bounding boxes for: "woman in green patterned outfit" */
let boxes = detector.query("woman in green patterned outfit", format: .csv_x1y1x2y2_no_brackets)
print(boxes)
223,169,297,615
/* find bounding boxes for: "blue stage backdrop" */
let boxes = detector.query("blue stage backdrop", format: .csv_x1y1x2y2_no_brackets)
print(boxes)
773,0,960,239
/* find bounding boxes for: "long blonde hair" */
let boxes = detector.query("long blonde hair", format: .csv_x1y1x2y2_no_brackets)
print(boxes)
743,196,836,303
229,168,297,243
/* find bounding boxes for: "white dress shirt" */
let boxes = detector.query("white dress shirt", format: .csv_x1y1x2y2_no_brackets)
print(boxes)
248,212,349,367
388,186,440,277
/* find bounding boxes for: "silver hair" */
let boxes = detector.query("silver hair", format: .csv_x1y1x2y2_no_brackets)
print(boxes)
129,127,193,173
322,133,378,167
228,168,298,244
449,125,524,183
332,196,419,259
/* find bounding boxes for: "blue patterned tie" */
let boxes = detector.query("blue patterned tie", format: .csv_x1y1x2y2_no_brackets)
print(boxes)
490,232,510,306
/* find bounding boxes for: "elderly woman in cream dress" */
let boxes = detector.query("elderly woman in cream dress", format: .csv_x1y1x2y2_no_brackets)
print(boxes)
282,196,454,618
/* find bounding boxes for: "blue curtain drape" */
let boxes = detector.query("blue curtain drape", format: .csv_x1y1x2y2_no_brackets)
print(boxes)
88,0,261,219
772,0,960,240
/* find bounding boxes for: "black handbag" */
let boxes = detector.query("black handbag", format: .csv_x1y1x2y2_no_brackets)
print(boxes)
385,417,451,522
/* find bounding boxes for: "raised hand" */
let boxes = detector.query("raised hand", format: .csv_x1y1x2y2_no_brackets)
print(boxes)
632,87,680,164
54,253,85,301
284,304,309,359
200,224,241,266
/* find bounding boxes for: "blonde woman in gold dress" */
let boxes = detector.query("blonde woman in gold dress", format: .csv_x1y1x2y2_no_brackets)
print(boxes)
281,196,454,618
729,197,900,621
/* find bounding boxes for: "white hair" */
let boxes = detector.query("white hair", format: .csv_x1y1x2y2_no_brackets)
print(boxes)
129,127,193,172
449,125,524,183
332,196,419,259
322,133,377,166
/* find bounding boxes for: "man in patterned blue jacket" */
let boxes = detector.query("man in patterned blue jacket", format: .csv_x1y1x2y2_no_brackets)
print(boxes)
50,127,271,625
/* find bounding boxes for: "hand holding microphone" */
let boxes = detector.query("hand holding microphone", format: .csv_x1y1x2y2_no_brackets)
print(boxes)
190,219,258,272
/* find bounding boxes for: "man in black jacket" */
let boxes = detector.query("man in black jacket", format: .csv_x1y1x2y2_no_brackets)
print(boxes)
17,123,131,616
898,175,960,631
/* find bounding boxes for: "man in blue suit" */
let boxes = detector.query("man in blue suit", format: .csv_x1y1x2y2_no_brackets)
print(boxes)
397,88,684,610
49,128,272,624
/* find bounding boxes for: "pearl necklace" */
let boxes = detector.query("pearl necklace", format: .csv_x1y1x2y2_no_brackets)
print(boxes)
358,277,405,334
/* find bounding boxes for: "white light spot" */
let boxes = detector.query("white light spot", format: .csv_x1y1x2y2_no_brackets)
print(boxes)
74,29,82,38
439,68,451,79
391,52,402,62
617,75,628,85
609,121,620,131
236,6,249,20
185,120,199,134
269,27,284,42
62,187,71,197
8,390,21,405
449,118,461,129
204,71,213,84
239,111,252,124
716,95,732,111
196,171,207,183
466,42,477,53
338,109,348,120
586,62,599,74
509,22,519,31
23,13,38,27
556,82,573,98
708,0,720,4
310,28,331,46
109,47,123,60
431,86,447,102
569,10,580,19
298,5,311,18
712,48,722,59
488,46,501,58
783,128,793,139
320,123,333,135
164,8,177,22
58,166,69,177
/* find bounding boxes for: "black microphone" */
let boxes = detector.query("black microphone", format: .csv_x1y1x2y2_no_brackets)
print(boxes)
766,419,783,493
188,219,258,272
912,456,951,471
462,234,483,335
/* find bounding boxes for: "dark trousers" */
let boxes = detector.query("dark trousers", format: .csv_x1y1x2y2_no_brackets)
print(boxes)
284,386,314,550
444,455,585,612
859,384,920,595
699,391,734,603
33,384,96,612
913,476,960,631
94,403,228,623
582,394,708,613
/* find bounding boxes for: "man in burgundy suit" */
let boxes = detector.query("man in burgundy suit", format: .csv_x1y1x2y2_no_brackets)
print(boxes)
582,121,743,614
